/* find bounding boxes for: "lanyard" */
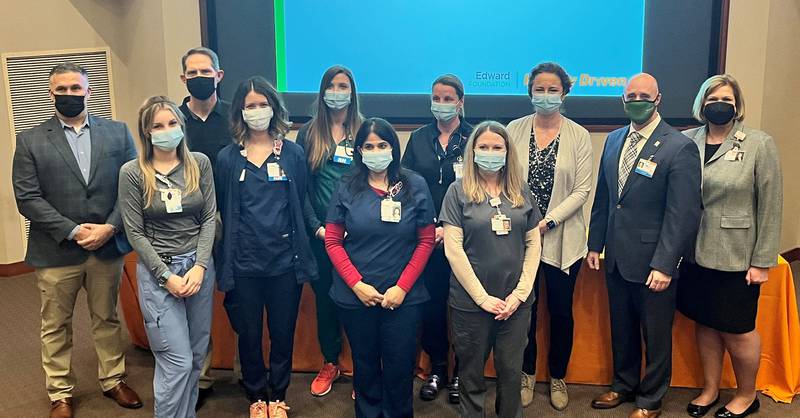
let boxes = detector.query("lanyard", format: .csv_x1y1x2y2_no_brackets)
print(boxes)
386,181,404,200
155,173,172,189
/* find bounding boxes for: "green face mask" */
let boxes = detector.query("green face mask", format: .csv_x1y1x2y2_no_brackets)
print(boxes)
623,99,657,124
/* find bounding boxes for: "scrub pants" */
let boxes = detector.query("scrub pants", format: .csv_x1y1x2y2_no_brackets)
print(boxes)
420,248,457,378
309,238,343,364
137,252,214,418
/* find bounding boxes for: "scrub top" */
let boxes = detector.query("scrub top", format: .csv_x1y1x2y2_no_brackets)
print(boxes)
326,172,435,308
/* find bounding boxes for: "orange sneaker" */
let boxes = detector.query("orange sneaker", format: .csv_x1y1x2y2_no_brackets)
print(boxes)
249,400,267,418
269,400,291,418
310,363,341,396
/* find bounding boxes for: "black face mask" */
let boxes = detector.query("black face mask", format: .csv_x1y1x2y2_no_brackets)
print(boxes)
54,94,86,118
703,101,736,125
186,76,216,100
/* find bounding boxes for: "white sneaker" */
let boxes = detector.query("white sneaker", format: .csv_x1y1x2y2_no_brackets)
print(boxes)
550,378,569,410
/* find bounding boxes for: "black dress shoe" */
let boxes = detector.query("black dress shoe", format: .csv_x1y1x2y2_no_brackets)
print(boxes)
419,374,442,401
714,398,760,418
447,377,460,404
195,387,213,411
687,395,719,417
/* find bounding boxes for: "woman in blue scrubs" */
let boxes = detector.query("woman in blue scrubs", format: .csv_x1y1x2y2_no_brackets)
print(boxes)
214,76,317,418
325,118,436,418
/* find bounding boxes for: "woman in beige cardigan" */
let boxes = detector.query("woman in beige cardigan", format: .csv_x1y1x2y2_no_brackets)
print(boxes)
506,62,593,411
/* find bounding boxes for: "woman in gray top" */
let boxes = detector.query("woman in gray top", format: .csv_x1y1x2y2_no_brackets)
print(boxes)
118,96,216,418
677,75,782,418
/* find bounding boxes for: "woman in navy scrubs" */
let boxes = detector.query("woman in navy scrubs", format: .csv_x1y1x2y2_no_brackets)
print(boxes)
325,118,436,418
214,76,317,418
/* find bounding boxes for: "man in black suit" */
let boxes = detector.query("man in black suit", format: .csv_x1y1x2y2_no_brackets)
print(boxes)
12,63,142,418
586,73,702,418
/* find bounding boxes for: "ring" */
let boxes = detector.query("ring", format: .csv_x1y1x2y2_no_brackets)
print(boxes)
389,307,395,310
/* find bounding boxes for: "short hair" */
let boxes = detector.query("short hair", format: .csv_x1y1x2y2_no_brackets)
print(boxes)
527,62,572,96
692,74,746,123
49,62,88,78
181,47,220,73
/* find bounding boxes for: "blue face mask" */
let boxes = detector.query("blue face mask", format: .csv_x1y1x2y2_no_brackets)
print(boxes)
531,93,562,115
151,127,184,150
431,101,459,122
361,149,393,172
474,150,506,172
324,91,351,110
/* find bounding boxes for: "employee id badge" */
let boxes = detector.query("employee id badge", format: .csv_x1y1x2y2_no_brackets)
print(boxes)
491,214,511,235
634,158,657,178
453,161,464,180
266,162,288,181
380,199,402,223
160,188,183,213
332,145,354,165
724,148,745,162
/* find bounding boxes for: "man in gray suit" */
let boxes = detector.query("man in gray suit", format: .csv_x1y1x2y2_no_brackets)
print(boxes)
586,73,702,418
12,63,142,418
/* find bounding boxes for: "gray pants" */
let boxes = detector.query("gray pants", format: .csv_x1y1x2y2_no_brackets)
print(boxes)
452,306,531,418
137,253,214,418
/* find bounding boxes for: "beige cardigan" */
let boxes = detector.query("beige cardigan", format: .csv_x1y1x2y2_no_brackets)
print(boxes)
506,114,593,272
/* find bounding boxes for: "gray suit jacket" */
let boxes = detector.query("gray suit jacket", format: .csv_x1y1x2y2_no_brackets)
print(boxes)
683,122,782,271
13,114,137,267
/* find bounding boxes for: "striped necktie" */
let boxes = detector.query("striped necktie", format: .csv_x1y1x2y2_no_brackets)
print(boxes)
618,131,643,196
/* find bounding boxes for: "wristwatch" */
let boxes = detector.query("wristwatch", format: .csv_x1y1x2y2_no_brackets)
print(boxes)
545,219,557,230
158,270,171,288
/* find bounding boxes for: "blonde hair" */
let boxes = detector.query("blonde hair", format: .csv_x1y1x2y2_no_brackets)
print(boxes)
692,74,746,123
462,121,526,208
136,96,200,208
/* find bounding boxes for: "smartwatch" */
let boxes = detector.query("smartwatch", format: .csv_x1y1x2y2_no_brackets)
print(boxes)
546,219,557,230
158,270,171,288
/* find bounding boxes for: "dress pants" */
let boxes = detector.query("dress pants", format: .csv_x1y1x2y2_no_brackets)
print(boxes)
225,271,302,402
452,306,531,418
36,254,126,401
340,304,422,418
309,239,343,364
606,267,677,410
137,254,214,418
420,248,456,378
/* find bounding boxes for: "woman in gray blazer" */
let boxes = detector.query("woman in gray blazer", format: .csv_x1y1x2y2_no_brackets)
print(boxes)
678,74,782,418
507,62,593,411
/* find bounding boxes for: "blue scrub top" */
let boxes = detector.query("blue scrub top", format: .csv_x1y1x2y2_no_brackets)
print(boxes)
234,153,295,277
326,171,435,308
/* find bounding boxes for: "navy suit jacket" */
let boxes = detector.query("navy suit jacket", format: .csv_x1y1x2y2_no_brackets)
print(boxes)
587,119,702,282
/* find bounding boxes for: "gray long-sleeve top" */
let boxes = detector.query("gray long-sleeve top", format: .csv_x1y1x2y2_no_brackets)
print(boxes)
118,152,216,279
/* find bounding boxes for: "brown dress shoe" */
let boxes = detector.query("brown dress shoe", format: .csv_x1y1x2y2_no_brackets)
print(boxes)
50,398,73,418
103,382,143,409
591,391,634,409
630,407,662,418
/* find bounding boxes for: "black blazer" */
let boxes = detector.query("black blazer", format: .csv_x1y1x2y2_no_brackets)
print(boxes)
587,119,702,282
13,115,137,267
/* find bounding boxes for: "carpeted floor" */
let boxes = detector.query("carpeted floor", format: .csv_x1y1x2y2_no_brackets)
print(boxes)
1,270,798,418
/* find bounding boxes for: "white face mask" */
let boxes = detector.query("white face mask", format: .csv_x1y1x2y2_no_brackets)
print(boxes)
242,106,273,131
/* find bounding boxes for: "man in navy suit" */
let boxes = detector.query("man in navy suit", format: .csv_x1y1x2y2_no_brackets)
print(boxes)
586,73,702,418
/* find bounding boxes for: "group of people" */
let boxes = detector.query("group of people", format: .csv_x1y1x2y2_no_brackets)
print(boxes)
11,45,782,418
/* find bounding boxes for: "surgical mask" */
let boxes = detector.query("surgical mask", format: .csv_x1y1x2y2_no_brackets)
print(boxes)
431,102,459,122
186,76,216,100
361,149,393,172
242,107,273,131
324,91,351,110
623,100,657,125
474,150,506,172
703,101,736,125
54,94,85,118
531,93,562,115
151,127,184,150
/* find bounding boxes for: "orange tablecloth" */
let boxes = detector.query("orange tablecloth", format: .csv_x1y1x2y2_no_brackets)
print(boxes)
119,256,800,403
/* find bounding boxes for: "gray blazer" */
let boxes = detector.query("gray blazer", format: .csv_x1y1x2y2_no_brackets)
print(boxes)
13,115,137,268
683,122,782,271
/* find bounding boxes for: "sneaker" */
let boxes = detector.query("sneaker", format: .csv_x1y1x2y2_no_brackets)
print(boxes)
269,400,291,418
447,377,460,404
311,363,341,396
521,372,535,407
550,378,569,410
249,400,267,418
419,374,442,401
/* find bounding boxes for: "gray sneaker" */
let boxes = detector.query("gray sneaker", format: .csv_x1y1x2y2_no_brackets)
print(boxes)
550,378,568,410
521,372,535,407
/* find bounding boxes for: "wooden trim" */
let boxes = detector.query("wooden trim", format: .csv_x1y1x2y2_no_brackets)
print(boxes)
718,0,730,73
0,262,34,277
782,248,800,264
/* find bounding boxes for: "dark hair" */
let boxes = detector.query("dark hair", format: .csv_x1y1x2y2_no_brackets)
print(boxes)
229,76,290,143
181,47,220,72
49,62,88,78
527,62,572,96
432,74,464,99
345,118,411,200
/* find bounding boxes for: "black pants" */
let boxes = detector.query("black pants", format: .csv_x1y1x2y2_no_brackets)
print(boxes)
523,259,582,378
340,304,422,418
224,272,302,402
420,249,457,378
452,306,530,418
309,238,343,364
606,267,676,410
